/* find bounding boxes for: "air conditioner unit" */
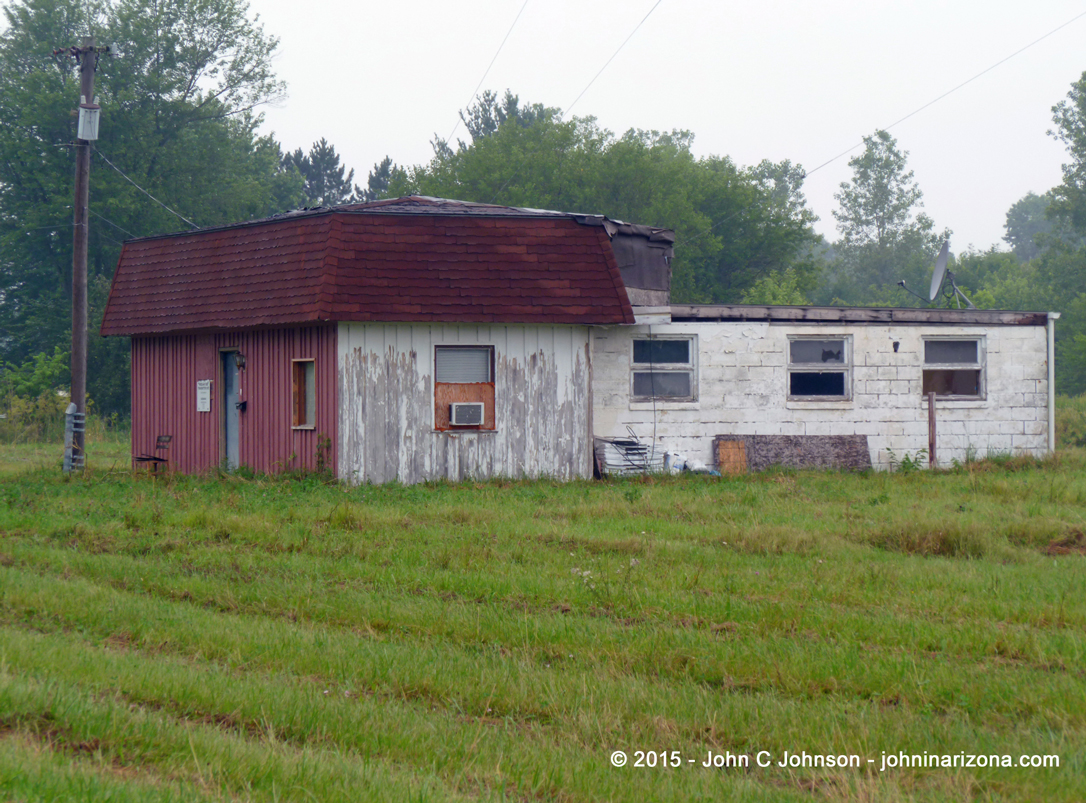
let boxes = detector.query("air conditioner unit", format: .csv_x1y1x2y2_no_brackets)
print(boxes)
450,402,485,426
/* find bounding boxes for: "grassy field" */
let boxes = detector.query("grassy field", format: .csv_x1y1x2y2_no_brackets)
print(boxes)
0,444,1084,802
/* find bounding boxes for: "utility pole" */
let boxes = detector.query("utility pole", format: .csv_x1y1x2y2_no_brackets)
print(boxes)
66,37,101,470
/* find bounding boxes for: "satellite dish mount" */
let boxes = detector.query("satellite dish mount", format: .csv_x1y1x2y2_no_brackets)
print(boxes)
897,240,976,309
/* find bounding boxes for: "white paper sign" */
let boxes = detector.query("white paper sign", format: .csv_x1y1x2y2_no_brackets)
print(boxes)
197,379,212,412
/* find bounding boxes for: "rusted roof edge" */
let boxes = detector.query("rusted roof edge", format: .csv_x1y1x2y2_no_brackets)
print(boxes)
669,304,1051,326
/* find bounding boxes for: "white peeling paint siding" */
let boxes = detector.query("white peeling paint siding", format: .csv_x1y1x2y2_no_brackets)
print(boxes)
338,322,591,484
592,322,1050,470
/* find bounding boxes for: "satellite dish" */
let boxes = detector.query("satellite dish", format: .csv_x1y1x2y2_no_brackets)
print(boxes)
929,240,949,301
898,239,976,309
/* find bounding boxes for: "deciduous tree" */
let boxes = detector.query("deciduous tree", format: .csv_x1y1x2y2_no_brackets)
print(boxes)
0,0,299,414
1050,71,1086,234
818,130,946,305
392,95,820,304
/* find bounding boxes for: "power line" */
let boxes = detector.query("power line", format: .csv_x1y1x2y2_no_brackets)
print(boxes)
488,0,665,204
565,0,664,115
803,8,1086,180
94,150,200,230
22,223,73,235
88,208,137,239
444,0,530,148
679,8,1086,251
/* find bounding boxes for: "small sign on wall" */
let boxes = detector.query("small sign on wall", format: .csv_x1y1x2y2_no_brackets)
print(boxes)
197,379,212,412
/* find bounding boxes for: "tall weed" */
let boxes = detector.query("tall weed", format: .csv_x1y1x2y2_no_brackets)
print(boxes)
1056,393,1086,448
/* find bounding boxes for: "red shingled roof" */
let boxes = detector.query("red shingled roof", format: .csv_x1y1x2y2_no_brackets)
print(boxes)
100,197,638,336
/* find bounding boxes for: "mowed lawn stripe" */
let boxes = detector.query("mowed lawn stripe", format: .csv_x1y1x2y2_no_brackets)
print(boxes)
0,729,221,803
2,540,1084,720
2,568,1084,769
5,531,1084,671
3,454,1086,801
0,658,479,803
2,625,796,803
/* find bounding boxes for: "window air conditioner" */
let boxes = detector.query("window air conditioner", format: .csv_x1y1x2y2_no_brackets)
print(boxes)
450,402,485,426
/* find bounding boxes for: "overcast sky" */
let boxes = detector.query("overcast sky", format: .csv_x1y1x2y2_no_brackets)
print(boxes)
250,0,1086,253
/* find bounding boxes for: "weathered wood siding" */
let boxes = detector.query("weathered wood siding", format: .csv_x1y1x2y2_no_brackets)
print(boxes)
593,322,1050,470
131,326,337,474
338,323,592,484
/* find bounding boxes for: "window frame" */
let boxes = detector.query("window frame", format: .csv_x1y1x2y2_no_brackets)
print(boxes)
922,336,986,401
434,345,497,431
629,335,697,403
786,335,853,401
291,358,316,429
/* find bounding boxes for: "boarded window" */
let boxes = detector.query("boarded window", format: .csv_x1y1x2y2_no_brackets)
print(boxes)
435,346,495,430
292,359,315,428
631,337,696,401
788,337,850,399
923,338,983,399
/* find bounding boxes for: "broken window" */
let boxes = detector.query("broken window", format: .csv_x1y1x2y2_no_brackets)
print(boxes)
631,336,696,401
292,359,315,428
923,338,984,399
788,337,850,399
434,346,496,430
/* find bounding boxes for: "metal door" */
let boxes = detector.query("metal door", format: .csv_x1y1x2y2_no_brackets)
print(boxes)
221,351,239,469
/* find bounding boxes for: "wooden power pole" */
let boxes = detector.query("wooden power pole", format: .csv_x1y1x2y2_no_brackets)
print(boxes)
69,37,99,467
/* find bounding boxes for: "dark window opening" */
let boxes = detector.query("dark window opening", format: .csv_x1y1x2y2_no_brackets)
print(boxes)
923,369,980,397
923,338,983,398
790,372,846,397
788,336,850,399
633,339,690,365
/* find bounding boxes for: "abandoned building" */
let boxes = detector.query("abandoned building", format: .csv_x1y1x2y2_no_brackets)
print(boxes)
100,196,1058,482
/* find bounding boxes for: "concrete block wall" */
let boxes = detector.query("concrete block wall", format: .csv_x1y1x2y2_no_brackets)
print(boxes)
591,321,1050,470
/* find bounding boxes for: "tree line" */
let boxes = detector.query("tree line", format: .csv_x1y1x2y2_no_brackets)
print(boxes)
2,0,1086,425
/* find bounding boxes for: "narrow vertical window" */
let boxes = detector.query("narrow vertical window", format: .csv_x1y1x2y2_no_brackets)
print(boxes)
292,359,315,428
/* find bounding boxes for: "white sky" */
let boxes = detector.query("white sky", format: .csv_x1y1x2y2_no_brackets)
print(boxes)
250,0,1086,252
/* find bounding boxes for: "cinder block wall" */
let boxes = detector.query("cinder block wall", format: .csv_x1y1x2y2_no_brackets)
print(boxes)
591,322,1049,470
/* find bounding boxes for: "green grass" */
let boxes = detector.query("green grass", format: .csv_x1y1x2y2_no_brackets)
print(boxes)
0,434,129,477
1,449,1085,801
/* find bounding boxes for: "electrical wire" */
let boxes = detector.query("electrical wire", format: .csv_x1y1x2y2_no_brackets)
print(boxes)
21,223,73,235
803,8,1086,180
95,230,126,249
88,208,138,239
676,8,1086,252
565,0,664,115
488,0,665,204
445,0,530,148
94,150,199,230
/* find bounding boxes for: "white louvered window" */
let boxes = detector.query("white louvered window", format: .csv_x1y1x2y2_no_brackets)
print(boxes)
435,347,492,383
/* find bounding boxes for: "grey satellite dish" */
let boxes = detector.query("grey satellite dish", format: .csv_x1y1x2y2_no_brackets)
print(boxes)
898,239,976,309
929,240,949,301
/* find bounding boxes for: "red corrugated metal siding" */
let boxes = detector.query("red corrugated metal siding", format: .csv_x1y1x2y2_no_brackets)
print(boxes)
131,326,337,474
